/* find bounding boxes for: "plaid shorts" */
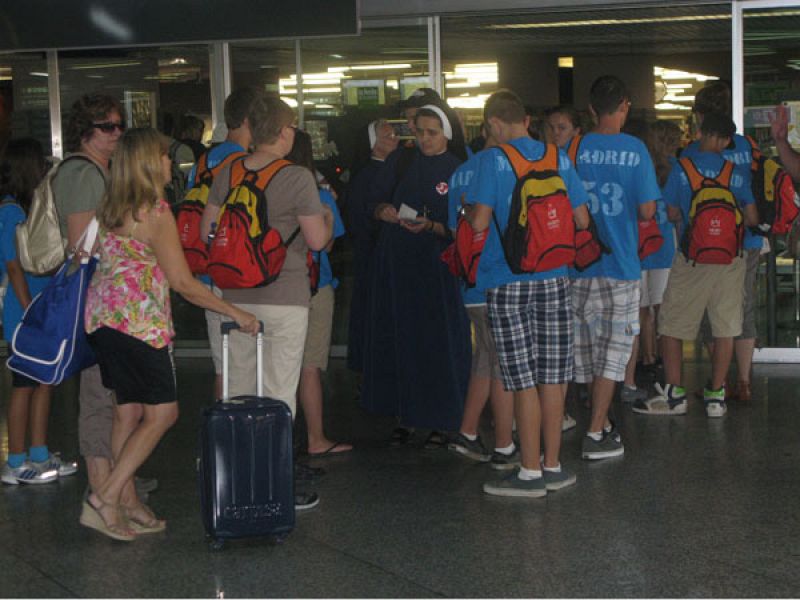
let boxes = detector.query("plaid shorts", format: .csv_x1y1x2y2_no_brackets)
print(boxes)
572,277,640,383
486,277,573,391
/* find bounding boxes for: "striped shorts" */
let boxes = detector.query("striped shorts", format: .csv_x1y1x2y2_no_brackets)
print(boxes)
486,277,574,391
572,277,640,383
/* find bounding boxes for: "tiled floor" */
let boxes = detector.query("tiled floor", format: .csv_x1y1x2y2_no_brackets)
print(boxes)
1,355,798,598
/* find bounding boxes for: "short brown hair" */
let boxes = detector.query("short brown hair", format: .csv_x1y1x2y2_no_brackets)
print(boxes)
484,89,527,124
224,86,264,130
249,96,295,146
693,82,731,118
65,93,123,153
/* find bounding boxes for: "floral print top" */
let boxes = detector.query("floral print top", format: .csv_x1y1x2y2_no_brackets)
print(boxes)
85,200,174,348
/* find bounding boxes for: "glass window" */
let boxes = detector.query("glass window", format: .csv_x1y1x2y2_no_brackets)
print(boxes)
0,53,52,155
743,5,800,348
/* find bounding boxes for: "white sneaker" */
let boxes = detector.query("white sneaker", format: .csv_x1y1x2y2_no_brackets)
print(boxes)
632,383,687,416
2,461,58,485
562,413,577,432
32,453,78,478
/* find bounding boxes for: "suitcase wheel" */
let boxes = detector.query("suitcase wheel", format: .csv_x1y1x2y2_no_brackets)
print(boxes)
209,538,226,552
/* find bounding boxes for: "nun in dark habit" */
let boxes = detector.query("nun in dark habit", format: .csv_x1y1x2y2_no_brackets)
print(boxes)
361,101,471,447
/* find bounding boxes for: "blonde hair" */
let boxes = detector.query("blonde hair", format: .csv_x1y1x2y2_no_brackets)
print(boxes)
647,120,682,188
98,127,170,229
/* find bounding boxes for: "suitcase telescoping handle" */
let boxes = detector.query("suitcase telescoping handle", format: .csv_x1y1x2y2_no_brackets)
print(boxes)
220,321,265,402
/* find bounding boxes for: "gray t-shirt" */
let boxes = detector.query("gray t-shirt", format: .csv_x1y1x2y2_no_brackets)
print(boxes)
208,161,325,307
52,156,108,239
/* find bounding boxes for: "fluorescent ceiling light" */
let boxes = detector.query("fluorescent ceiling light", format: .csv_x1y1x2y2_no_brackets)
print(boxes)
558,56,574,68
328,66,349,73
283,78,344,86
315,104,335,108
70,61,141,70
298,87,341,93
446,82,480,89
30,71,48,77
0,76,11,81
281,96,298,107
663,94,695,102
386,80,399,89
330,54,344,59
447,94,491,110
349,63,411,70
665,83,693,89
655,102,692,111
489,14,729,30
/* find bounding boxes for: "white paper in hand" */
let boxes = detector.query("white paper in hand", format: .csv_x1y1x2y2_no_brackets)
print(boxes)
397,203,418,222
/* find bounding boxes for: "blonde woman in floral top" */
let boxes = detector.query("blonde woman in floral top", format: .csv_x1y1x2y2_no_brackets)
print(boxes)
81,128,258,542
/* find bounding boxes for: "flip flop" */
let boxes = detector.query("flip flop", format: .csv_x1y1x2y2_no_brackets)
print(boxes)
307,442,353,458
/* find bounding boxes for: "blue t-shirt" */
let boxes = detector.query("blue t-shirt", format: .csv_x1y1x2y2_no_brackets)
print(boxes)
682,135,761,250
568,132,661,281
0,199,51,342
448,153,486,305
315,188,345,289
473,137,589,289
663,150,755,245
642,156,678,270
187,142,245,285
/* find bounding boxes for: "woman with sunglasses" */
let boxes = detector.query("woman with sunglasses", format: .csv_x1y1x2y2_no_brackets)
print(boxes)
52,94,128,509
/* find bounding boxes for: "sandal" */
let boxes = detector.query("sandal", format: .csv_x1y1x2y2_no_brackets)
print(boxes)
424,431,449,450
122,503,166,534
80,497,136,542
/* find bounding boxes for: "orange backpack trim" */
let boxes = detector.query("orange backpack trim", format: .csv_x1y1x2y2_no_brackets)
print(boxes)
498,142,559,177
679,157,734,192
227,157,292,191
567,135,583,167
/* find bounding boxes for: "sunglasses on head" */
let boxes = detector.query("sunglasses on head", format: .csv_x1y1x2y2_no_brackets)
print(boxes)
91,122,126,133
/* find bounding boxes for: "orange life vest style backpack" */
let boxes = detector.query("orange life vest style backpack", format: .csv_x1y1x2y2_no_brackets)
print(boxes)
176,149,247,275
492,142,576,274
679,157,744,265
745,135,800,235
207,158,298,289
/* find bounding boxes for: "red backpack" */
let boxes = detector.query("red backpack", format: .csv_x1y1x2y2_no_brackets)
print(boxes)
492,143,576,273
207,158,295,289
568,135,612,271
176,150,247,275
679,157,744,265
637,218,664,260
745,135,800,235
440,217,487,286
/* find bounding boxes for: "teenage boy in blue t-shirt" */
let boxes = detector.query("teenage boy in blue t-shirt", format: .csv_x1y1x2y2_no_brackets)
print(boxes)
567,75,659,461
467,90,590,497
446,126,516,469
681,82,762,403
636,113,758,418
185,88,257,399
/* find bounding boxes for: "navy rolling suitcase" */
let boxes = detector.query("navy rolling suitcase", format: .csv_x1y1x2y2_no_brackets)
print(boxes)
198,322,295,550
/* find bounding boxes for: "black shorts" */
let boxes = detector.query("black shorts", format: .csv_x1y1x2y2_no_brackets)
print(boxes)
90,327,176,405
7,351,41,389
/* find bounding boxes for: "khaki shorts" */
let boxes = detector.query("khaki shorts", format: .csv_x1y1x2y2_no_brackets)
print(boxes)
224,303,309,415
302,286,335,371
466,305,501,380
640,268,670,308
659,254,746,341
205,284,224,374
78,364,115,460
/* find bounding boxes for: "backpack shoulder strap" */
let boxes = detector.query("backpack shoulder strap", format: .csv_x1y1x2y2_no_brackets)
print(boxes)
61,153,107,182
193,152,210,183
744,135,762,163
533,143,559,172
567,135,583,167
496,144,529,179
717,160,735,188
679,157,704,192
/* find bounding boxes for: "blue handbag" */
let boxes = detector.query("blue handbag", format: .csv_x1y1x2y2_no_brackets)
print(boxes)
7,219,99,385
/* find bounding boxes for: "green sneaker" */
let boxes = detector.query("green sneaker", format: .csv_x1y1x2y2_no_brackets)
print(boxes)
704,386,727,418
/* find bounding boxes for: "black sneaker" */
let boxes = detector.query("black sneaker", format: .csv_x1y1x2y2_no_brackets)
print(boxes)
295,462,326,482
447,433,491,462
294,491,320,511
490,446,520,470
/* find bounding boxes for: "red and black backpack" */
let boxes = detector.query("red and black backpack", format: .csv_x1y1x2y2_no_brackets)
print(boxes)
176,150,247,275
679,157,744,265
745,135,800,235
207,158,296,289
440,216,487,287
637,218,664,260
492,142,576,274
